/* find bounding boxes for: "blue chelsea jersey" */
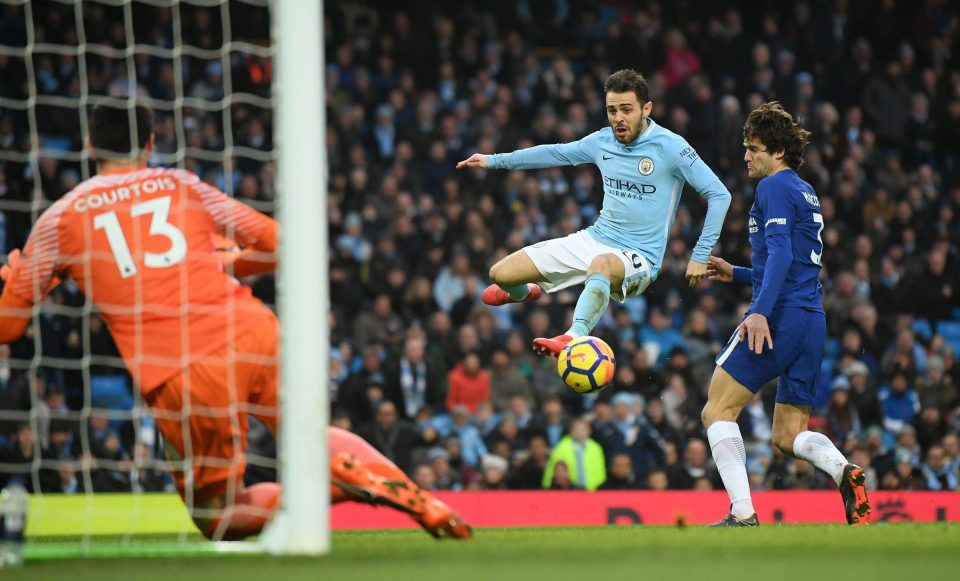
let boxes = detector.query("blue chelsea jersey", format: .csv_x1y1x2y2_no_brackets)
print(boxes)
747,169,825,316
485,119,731,276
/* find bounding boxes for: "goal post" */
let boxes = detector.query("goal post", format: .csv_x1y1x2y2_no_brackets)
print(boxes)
260,0,330,555
0,0,329,556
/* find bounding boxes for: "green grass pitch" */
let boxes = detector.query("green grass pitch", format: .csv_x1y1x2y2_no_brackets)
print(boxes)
12,524,960,580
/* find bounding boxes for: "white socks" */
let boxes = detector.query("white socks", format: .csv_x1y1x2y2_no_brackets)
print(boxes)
707,421,755,518
793,430,847,486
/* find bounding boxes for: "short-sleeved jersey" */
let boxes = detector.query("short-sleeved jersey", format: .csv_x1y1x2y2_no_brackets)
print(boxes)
486,119,731,275
7,167,274,393
747,169,824,315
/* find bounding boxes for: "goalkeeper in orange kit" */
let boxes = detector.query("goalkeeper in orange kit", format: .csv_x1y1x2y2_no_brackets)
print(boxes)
0,102,471,540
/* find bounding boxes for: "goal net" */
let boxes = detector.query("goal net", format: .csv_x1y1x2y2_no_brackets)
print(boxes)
0,0,327,556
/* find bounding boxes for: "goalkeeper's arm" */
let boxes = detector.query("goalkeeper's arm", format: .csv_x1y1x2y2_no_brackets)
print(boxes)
217,217,278,278
0,290,31,344
0,249,42,344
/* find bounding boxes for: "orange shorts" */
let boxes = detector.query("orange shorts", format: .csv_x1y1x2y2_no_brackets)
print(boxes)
144,314,278,504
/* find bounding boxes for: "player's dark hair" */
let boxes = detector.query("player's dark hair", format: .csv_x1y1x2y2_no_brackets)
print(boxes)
743,101,811,170
89,102,154,159
604,69,650,104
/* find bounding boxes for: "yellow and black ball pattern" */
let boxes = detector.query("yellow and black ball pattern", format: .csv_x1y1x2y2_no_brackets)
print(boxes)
557,336,616,394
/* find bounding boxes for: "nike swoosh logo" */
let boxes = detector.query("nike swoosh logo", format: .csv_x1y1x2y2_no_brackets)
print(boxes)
602,155,613,160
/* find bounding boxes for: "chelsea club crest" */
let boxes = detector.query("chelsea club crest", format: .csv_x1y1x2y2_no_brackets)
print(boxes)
638,157,655,176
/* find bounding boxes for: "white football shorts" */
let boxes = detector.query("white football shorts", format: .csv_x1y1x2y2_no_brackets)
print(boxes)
522,229,654,302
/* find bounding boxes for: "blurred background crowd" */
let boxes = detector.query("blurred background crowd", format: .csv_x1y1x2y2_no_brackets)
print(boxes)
1,0,959,495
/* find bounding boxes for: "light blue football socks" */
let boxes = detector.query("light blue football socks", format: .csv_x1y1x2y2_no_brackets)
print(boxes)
567,273,610,338
500,283,531,301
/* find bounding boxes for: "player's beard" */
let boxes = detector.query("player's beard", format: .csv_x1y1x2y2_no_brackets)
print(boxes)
612,117,643,143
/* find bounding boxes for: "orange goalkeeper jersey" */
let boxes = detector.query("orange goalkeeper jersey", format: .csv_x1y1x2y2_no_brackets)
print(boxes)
5,167,276,393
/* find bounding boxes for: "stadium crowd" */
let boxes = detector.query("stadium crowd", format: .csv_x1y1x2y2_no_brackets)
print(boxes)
1,0,959,496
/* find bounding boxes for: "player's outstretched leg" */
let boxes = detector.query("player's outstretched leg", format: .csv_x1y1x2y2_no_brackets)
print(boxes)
328,427,473,539
533,255,620,357
532,274,605,356
482,282,542,306
791,430,870,525
484,249,544,306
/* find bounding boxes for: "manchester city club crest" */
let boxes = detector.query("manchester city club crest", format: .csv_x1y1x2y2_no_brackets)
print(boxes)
638,157,655,176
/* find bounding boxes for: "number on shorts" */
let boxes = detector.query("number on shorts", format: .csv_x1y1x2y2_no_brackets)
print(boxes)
621,250,643,269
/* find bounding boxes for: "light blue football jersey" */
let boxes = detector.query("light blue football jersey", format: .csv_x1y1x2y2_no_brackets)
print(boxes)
485,119,731,276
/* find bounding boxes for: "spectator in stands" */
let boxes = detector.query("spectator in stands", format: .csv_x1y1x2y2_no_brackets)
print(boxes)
352,294,403,353
646,470,669,491
891,449,927,490
356,401,427,474
599,453,638,490
445,350,491,414
35,384,69,449
413,464,437,491
920,445,957,491
542,419,606,491
878,370,922,434
39,419,78,493
88,429,132,492
913,407,949,453
881,328,927,378
506,395,535,435
601,393,664,483
384,335,446,420
628,349,664,402
824,378,862,445
448,405,487,470
843,361,882,428
0,424,36,491
478,454,509,490
488,347,535,412
337,346,386,426
509,434,550,490
943,433,960,470
546,461,581,491
838,326,879,377
473,401,500,441
645,396,682,449
639,308,687,368
910,250,957,322
530,395,569,448
428,447,462,491
917,356,956,414
666,438,716,490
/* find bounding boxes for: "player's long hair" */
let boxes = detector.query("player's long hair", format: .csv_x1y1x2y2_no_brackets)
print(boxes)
743,102,811,170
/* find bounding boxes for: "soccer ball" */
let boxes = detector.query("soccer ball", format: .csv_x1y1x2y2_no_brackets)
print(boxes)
557,336,616,393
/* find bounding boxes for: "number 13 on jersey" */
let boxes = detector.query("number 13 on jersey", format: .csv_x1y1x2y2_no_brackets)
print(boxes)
93,196,187,278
